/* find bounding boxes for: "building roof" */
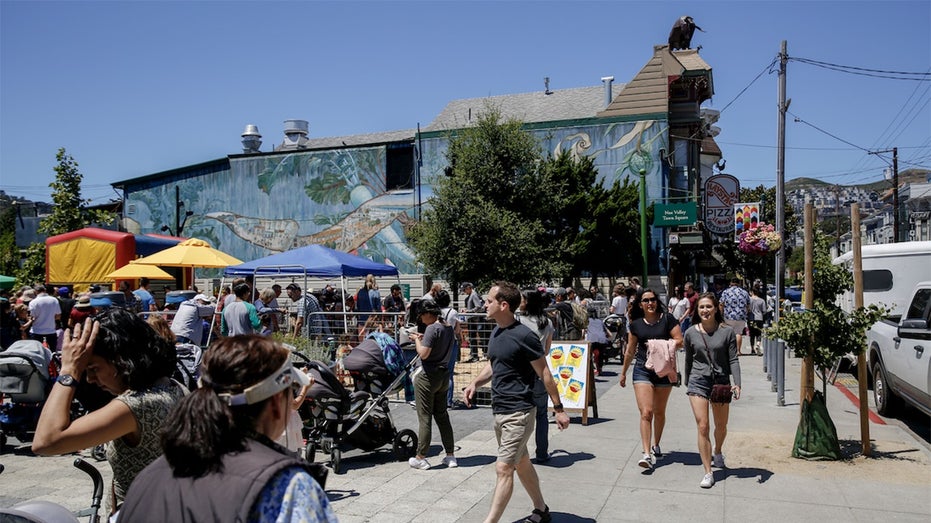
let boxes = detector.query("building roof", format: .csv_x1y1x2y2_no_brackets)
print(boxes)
598,45,712,119
302,129,416,149
425,84,625,132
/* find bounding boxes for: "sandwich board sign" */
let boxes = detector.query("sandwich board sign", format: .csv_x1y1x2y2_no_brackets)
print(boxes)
545,342,598,424
704,174,740,236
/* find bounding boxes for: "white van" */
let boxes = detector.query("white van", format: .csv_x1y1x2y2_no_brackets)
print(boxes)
832,241,931,316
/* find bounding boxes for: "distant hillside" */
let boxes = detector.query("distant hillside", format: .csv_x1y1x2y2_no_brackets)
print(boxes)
785,169,929,192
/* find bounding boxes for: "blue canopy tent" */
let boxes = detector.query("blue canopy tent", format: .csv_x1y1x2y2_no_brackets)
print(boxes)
222,245,400,338
224,244,398,278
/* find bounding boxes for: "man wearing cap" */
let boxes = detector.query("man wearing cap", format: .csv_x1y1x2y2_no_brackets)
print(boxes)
171,293,216,345
28,284,60,349
69,294,94,328
461,282,485,362
285,283,328,338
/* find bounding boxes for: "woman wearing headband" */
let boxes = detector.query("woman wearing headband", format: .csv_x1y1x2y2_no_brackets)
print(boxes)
118,335,336,522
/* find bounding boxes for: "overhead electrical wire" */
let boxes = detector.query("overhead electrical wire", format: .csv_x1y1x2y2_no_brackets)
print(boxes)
789,56,931,81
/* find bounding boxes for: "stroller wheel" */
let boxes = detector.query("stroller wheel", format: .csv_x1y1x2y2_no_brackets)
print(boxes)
303,439,317,463
330,448,342,475
393,429,418,461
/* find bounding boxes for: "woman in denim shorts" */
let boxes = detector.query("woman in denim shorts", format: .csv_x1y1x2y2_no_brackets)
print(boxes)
683,292,741,489
619,288,683,470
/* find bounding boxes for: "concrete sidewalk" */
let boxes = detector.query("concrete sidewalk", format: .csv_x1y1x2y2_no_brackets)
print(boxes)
1,353,929,522
326,353,931,523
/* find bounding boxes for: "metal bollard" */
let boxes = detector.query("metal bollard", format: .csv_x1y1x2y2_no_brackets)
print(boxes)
776,339,786,406
762,335,769,376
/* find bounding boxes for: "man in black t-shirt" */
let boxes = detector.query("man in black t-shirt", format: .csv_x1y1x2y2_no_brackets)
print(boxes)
464,281,569,523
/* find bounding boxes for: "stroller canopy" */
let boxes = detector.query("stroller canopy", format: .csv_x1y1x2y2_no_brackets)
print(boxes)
343,333,403,377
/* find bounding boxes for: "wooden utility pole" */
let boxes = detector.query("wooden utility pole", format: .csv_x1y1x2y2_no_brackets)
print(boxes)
801,203,815,404
851,203,871,456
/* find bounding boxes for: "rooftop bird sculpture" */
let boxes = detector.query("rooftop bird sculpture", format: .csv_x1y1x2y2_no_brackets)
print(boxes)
668,16,704,50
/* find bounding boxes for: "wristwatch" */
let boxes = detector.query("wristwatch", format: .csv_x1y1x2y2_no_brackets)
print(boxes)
552,402,564,413
57,374,79,387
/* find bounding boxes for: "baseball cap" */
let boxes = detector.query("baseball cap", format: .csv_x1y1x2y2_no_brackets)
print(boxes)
555,287,568,296
58,287,70,296
193,293,212,303
459,282,473,291
285,283,301,291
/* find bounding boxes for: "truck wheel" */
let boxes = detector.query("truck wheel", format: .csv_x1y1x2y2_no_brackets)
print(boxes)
872,361,898,416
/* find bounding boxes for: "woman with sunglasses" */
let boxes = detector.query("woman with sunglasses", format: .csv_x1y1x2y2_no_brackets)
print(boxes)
619,288,683,470
119,335,336,522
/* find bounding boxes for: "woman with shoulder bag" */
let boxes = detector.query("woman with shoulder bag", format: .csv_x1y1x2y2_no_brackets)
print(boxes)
683,292,741,489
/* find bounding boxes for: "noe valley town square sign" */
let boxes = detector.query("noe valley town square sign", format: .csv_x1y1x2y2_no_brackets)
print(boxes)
704,174,740,236
653,202,697,226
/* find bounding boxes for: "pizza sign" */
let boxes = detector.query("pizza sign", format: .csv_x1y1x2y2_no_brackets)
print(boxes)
704,174,740,236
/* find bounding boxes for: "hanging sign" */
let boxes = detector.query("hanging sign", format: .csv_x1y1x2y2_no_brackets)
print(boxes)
545,342,598,424
733,202,762,241
704,174,740,236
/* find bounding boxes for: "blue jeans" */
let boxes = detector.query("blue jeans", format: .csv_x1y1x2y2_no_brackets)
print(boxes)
532,379,548,459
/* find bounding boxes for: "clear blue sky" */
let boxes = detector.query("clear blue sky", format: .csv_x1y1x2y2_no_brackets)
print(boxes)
2,0,929,205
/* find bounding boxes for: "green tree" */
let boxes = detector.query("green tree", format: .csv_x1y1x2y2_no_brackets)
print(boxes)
408,107,567,289
0,206,19,278
18,148,115,284
38,148,114,237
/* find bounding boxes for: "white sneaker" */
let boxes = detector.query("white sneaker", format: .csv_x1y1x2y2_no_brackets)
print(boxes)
441,456,458,468
637,453,654,470
700,472,715,488
408,457,431,470
712,453,725,468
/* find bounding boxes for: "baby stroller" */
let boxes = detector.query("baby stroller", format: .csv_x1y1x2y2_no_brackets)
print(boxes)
300,334,418,474
603,314,627,364
0,339,53,451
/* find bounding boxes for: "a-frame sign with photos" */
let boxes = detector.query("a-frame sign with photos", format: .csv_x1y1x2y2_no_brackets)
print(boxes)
545,341,598,424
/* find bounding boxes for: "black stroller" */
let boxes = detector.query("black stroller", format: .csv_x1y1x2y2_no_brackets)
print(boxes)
603,314,627,364
299,334,418,474
0,339,53,451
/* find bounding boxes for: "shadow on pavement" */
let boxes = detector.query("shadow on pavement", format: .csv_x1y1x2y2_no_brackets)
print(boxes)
325,489,360,502
723,466,774,483
509,514,595,523
534,450,595,469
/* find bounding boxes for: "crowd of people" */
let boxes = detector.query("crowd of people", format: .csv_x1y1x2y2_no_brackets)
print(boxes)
0,273,766,520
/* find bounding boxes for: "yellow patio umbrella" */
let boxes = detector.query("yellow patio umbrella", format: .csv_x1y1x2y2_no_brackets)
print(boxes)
105,262,175,280
132,238,243,268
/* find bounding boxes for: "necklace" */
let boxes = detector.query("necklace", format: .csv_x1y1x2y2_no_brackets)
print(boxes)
643,312,662,326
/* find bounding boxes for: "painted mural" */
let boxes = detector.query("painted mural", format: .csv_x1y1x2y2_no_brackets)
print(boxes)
125,118,674,275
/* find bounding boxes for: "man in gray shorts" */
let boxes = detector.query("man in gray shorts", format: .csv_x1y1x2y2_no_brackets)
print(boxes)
464,281,569,523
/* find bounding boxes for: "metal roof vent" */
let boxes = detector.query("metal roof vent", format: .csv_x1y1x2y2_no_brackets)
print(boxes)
241,124,262,153
276,119,310,151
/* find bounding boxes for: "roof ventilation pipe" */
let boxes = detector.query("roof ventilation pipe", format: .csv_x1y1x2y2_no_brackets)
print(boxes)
278,119,310,150
241,124,262,153
601,76,614,108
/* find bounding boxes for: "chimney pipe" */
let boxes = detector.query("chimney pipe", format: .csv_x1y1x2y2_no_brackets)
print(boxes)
601,76,615,108
241,124,262,153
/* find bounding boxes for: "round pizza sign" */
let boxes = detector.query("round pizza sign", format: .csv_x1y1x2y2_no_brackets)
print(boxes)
704,174,740,236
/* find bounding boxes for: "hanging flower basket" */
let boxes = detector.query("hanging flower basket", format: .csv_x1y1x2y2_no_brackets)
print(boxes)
738,222,782,256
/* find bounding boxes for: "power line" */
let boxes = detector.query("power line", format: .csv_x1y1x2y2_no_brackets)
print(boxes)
787,111,872,152
790,56,931,81
718,56,780,114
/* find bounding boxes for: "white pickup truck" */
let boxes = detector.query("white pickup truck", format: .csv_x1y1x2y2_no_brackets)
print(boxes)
866,282,931,416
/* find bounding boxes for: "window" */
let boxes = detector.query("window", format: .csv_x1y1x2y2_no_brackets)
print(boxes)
862,269,893,293
386,144,414,191
905,289,930,321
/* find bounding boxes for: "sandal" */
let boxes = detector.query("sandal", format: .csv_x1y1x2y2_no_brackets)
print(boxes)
522,505,552,523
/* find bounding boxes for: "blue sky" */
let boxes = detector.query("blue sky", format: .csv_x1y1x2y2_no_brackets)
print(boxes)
1,0,929,205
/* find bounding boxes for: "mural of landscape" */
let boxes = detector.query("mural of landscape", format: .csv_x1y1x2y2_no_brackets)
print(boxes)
124,118,671,275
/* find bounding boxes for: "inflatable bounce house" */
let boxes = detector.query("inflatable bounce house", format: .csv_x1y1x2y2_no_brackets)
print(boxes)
45,227,188,292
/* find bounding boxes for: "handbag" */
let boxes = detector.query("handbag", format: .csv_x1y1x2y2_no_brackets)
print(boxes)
699,328,732,404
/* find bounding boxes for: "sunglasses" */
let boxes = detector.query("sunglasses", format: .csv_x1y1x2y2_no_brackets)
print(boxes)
641,297,658,303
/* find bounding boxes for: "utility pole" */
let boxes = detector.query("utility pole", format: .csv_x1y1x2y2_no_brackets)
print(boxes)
851,203,871,456
801,203,815,404
775,40,788,322
868,147,899,242
834,185,841,254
